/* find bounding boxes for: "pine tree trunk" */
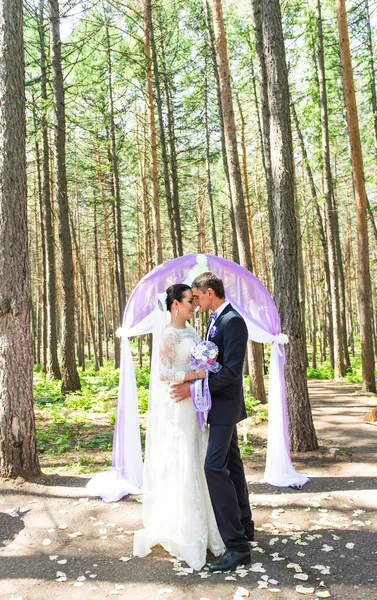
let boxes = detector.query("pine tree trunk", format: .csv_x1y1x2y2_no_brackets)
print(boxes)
70,214,99,371
211,0,266,404
236,93,257,273
260,0,318,451
316,0,346,379
336,0,376,392
159,24,183,256
204,0,239,262
38,0,61,379
94,144,120,368
0,0,41,478
94,202,103,367
204,58,219,255
105,25,126,315
143,0,163,265
290,98,334,366
147,0,178,257
48,0,80,393
250,2,275,250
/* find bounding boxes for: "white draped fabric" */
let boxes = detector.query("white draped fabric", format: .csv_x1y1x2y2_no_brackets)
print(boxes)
86,254,308,502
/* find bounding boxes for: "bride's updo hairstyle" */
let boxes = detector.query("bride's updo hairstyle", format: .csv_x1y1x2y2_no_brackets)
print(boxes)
166,283,191,312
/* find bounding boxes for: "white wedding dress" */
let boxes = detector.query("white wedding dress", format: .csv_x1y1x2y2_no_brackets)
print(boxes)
133,324,223,570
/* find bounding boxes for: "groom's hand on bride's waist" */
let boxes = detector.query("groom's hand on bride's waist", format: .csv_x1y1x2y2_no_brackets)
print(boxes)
170,381,191,403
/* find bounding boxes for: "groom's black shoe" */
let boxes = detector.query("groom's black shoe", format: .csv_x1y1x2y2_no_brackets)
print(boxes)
209,549,251,572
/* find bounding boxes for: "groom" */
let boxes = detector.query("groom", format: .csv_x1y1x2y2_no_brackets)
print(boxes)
171,272,254,571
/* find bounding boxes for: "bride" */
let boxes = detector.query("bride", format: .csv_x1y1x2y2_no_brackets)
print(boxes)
133,283,223,570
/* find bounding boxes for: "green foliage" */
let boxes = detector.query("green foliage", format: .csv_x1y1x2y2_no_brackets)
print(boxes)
307,361,334,380
243,375,268,425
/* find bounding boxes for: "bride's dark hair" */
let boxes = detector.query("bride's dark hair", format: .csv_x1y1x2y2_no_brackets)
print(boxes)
166,283,191,312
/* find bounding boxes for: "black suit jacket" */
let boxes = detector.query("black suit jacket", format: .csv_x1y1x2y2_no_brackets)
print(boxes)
207,303,248,425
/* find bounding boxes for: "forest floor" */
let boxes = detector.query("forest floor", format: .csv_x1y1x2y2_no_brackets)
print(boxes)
1,379,377,600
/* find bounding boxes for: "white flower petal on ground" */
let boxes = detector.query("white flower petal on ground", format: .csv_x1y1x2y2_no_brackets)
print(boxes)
115,584,124,590
294,573,309,581
295,585,315,594
225,576,237,581
42,539,52,546
321,545,334,552
67,532,82,538
345,543,355,549
49,555,58,561
250,562,266,573
234,587,249,597
57,559,67,565
287,563,302,573
119,556,131,562
58,523,68,530
77,576,86,581
316,592,331,598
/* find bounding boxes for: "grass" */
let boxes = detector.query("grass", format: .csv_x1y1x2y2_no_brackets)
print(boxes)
306,354,376,384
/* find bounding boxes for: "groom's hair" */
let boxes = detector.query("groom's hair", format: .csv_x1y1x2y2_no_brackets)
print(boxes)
192,272,225,299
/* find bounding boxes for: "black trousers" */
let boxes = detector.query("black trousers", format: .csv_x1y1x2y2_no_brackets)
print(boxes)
204,424,253,553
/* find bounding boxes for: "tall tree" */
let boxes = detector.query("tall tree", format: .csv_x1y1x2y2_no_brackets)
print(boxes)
143,0,163,265
38,0,61,380
0,0,41,477
260,0,318,451
48,0,81,392
315,0,346,379
204,0,239,263
211,0,266,403
336,0,376,393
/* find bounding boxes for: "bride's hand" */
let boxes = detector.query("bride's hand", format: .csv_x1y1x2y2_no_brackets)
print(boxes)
196,368,206,379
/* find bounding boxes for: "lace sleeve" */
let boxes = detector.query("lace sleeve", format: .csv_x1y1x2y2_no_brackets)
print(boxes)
160,328,186,384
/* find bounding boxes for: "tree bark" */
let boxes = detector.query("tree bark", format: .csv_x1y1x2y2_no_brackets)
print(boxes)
336,0,376,392
48,0,81,393
105,24,127,315
211,0,266,403
143,0,163,265
158,20,183,256
204,0,239,262
147,0,178,257
204,56,219,255
0,0,41,477
316,0,346,379
38,0,61,379
250,5,274,250
260,0,318,450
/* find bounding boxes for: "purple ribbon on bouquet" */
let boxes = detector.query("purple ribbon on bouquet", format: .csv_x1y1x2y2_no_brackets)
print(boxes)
188,340,221,430
190,375,212,430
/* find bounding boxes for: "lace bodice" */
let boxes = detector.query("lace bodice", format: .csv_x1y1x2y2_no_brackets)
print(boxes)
160,324,200,384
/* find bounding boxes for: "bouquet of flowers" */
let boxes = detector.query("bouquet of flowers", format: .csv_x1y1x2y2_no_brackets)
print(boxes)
189,340,222,373
189,341,221,430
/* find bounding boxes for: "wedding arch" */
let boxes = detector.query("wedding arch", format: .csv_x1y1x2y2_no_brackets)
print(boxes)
87,253,308,502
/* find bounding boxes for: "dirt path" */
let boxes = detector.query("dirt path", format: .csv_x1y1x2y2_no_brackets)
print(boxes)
1,380,376,600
